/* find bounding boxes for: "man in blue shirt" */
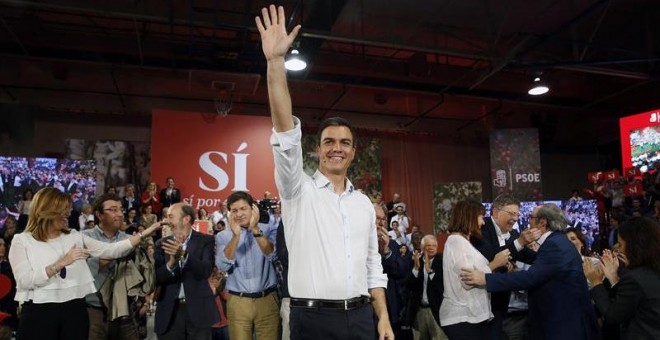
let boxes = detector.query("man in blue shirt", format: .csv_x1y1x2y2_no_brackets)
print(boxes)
215,191,279,340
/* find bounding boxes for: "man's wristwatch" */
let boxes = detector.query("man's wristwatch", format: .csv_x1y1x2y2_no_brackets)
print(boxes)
252,230,264,238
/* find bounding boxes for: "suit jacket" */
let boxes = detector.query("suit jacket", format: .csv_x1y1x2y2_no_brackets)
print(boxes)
405,254,444,326
486,232,599,340
471,217,536,317
382,240,410,325
159,188,181,208
591,266,660,340
154,230,218,335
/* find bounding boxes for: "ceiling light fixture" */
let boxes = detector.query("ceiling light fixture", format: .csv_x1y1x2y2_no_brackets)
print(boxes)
528,77,549,96
285,49,307,71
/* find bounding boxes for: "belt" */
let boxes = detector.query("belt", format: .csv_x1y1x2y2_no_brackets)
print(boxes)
290,296,371,311
228,286,276,299
419,304,431,309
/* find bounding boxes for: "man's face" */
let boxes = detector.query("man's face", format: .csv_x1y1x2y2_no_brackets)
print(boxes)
529,207,546,232
423,239,438,257
393,193,400,202
98,200,124,232
166,205,189,237
395,206,404,215
493,203,520,232
229,199,252,228
317,126,355,176
374,206,386,229
167,178,175,188
392,221,399,230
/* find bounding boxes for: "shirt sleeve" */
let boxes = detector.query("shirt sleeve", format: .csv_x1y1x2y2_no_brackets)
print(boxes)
366,206,388,290
83,233,133,259
271,116,304,201
215,231,235,271
8,234,50,290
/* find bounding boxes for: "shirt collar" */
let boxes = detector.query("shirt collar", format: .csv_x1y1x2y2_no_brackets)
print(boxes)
95,225,121,241
491,217,510,239
537,230,553,245
312,170,354,193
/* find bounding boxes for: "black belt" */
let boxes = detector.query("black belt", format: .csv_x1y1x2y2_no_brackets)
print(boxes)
419,304,431,309
228,286,276,299
290,296,371,311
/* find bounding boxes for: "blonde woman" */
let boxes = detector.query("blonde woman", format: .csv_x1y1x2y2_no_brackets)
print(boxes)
8,187,161,340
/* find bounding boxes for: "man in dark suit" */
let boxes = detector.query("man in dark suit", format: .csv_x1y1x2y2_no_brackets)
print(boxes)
375,204,409,339
406,234,446,339
154,203,218,339
159,177,181,209
462,203,599,340
471,194,539,339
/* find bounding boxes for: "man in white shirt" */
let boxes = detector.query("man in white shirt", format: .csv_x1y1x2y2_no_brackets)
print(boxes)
256,5,391,339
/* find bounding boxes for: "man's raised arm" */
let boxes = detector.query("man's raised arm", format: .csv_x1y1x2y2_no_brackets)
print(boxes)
255,5,301,132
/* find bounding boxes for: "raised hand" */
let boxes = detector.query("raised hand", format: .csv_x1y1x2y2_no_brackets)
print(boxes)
600,249,620,285
228,212,242,236
583,259,604,286
377,226,390,256
249,204,260,232
255,5,301,61
413,250,421,271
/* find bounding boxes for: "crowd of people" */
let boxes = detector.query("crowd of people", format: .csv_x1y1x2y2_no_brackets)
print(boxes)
0,4,658,340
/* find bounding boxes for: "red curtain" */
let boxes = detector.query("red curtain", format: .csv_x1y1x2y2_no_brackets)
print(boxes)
380,135,491,235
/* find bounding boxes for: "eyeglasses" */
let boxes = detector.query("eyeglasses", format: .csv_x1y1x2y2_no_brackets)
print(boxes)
103,207,123,214
499,209,520,219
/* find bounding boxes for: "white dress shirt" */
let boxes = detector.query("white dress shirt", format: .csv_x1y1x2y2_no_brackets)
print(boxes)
271,117,387,300
9,230,133,304
440,234,493,326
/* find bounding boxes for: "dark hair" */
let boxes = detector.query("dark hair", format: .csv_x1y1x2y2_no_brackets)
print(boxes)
448,200,485,238
197,207,208,219
92,193,122,215
566,227,590,256
227,191,255,210
22,189,34,200
618,217,660,273
166,177,174,182
317,117,357,147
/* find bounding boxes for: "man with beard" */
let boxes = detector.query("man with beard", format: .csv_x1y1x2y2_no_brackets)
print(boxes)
154,203,217,339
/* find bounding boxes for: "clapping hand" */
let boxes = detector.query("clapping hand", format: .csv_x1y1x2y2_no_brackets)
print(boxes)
600,249,620,285
583,259,604,286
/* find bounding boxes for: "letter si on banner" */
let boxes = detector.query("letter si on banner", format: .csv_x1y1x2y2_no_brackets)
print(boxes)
623,183,644,197
151,110,276,210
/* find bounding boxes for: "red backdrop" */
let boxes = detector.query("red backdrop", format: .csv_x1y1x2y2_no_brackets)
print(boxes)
151,110,276,210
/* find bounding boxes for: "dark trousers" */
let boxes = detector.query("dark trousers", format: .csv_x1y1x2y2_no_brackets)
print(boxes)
290,303,375,340
18,298,88,340
442,321,488,340
158,302,211,340
87,306,140,340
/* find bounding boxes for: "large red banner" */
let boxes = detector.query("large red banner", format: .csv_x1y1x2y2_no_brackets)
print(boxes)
151,110,276,210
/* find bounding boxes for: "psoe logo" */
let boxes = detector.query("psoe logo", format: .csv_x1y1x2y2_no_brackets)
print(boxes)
493,169,507,188
198,142,249,192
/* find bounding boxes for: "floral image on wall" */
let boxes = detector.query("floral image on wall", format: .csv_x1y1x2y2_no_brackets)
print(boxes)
433,181,483,233
301,135,381,200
